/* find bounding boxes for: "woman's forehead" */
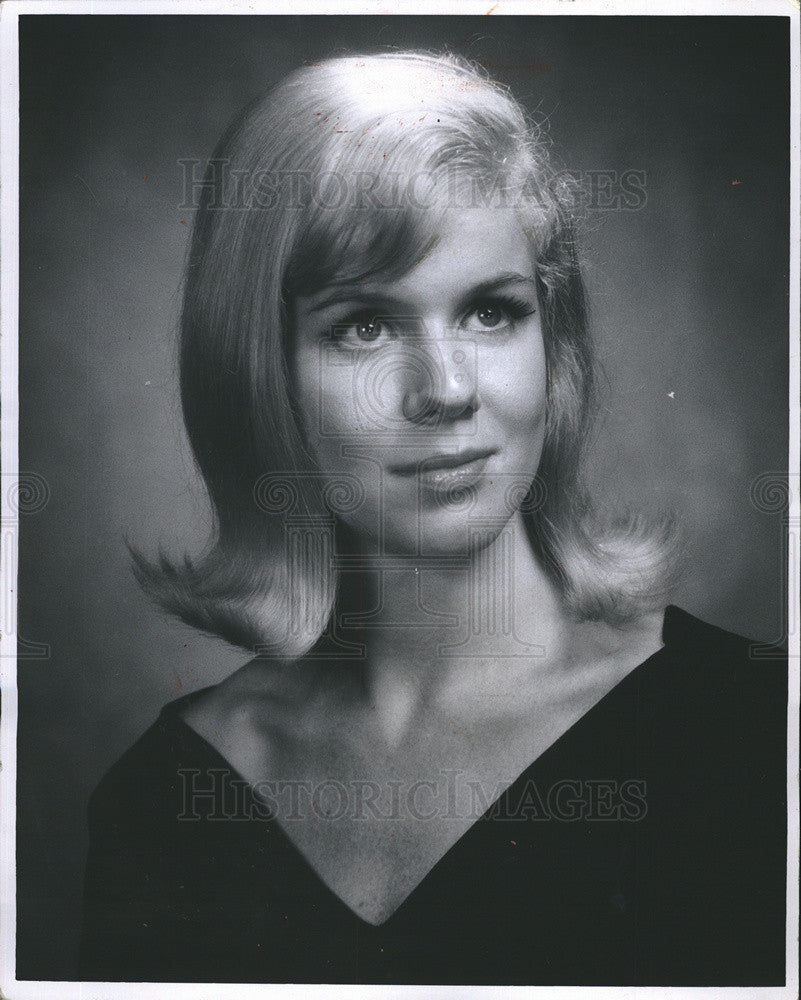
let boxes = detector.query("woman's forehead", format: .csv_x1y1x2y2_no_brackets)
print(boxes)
285,157,546,302
374,207,534,290
295,206,535,312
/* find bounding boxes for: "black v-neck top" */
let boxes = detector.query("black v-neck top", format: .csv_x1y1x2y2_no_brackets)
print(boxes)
78,606,787,985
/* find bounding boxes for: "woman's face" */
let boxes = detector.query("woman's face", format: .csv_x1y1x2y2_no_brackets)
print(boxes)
292,206,548,555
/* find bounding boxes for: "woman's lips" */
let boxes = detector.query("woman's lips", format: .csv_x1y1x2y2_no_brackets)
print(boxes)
390,450,495,493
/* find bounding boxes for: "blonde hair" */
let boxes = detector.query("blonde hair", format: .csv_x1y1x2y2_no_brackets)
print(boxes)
131,51,677,655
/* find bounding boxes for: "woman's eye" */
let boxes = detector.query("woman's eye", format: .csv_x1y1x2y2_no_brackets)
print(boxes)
353,319,382,341
472,303,507,329
331,316,393,347
462,297,535,333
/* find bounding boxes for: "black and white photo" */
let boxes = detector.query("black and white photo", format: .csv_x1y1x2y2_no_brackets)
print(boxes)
1,3,797,995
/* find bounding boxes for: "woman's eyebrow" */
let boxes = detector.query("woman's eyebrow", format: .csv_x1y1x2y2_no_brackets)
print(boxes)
304,272,536,315
458,273,537,302
305,288,407,314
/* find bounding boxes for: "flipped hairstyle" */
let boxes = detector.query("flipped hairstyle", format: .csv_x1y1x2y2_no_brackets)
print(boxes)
131,51,676,656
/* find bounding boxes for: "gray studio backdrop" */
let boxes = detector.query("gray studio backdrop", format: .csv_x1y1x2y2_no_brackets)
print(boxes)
17,15,790,979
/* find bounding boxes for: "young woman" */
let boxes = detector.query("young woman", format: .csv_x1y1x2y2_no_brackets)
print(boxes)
78,52,786,985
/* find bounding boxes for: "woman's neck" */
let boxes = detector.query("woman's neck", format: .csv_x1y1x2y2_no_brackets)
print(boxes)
335,511,572,746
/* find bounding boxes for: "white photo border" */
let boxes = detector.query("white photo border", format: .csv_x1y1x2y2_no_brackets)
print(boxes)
1,2,798,998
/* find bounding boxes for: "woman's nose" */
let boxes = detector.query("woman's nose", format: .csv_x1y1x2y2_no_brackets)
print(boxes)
400,335,479,424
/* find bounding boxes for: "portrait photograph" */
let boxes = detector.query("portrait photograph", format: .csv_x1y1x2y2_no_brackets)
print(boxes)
0,2,798,997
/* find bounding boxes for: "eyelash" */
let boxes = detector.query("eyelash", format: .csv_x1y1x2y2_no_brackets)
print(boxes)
328,294,537,348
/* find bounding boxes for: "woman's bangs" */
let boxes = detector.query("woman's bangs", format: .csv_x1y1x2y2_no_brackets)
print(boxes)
286,155,450,295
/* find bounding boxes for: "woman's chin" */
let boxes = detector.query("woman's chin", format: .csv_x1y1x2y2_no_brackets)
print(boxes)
334,490,522,560
381,515,508,560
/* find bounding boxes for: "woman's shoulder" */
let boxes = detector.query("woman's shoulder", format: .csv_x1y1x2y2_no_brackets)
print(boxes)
662,602,786,654
80,685,289,982
655,603,787,701
87,687,241,827
580,603,787,744
630,604,787,786
88,657,323,823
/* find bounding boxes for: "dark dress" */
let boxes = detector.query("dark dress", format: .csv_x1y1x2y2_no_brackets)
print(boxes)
78,605,787,985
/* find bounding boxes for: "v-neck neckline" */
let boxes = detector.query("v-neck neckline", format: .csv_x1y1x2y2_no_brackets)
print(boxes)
161,605,678,929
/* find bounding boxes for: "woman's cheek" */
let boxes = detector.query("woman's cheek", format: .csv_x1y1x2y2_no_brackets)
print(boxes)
294,349,356,457
483,339,547,427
